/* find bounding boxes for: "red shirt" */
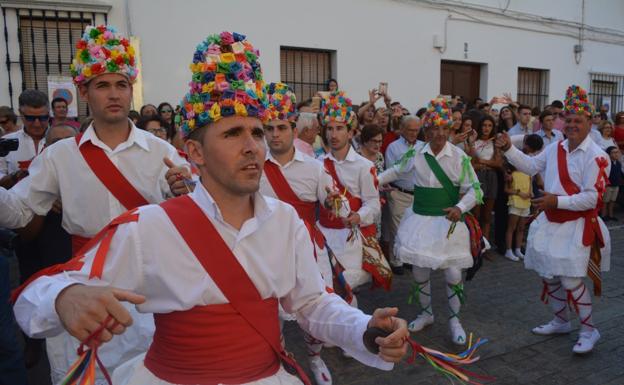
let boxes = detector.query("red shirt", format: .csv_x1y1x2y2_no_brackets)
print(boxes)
613,125,624,151
381,131,399,156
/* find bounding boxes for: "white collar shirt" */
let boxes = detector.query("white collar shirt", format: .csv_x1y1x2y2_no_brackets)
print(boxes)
0,122,188,236
536,129,564,147
508,122,530,136
0,129,46,178
14,183,392,378
319,146,380,225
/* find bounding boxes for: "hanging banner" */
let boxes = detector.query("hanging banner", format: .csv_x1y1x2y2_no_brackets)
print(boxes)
47,76,78,117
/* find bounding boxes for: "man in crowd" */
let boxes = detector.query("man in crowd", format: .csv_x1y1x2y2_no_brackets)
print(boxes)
14,30,408,385
317,91,392,294
3,25,189,385
536,110,564,147
0,106,19,136
383,115,422,275
0,90,48,189
293,111,319,157
50,97,81,130
550,100,566,132
496,85,610,354
508,104,532,136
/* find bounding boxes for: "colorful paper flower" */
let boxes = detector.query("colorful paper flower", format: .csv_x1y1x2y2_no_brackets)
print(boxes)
265,82,297,121
177,31,269,139
564,85,595,116
422,98,453,128
319,91,355,128
70,25,138,85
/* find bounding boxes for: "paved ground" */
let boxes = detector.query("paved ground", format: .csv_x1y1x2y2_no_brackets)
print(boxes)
12,223,624,385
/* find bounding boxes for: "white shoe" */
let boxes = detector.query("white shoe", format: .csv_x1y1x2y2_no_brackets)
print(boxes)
449,320,466,345
504,250,519,261
408,313,434,332
532,320,572,335
573,329,600,354
309,357,333,384
514,248,525,260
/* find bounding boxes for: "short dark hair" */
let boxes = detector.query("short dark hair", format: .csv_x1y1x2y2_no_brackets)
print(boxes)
606,146,618,156
137,114,166,131
477,115,497,139
327,78,338,88
18,89,49,109
415,107,427,118
539,110,553,123
524,134,544,152
128,110,140,122
51,97,68,108
517,104,532,113
0,106,17,123
360,124,383,144
297,99,313,109
551,100,564,109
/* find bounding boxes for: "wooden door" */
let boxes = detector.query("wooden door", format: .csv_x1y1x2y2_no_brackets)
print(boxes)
440,61,481,104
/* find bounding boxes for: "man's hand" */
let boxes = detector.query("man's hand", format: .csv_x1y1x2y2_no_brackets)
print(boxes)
323,186,342,210
495,132,512,151
367,307,409,363
342,212,361,227
55,284,145,344
532,191,558,210
164,157,193,196
443,206,462,222
452,131,469,144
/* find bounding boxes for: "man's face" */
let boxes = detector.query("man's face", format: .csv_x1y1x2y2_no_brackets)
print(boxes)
145,120,168,141
264,119,295,155
610,148,621,161
401,119,420,144
46,126,76,146
325,121,352,152
53,101,68,119
564,113,591,143
20,105,49,138
592,114,602,125
188,116,265,196
518,108,531,125
426,124,450,147
551,106,562,116
542,115,554,131
79,73,132,125
375,108,389,127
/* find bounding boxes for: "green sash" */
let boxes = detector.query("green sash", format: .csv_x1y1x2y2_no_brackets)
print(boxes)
411,153,460,216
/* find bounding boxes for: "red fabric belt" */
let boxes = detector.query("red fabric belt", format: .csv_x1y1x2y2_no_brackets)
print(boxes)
71,235,91,255
144,300,281,385
319,197,377,238
544,208,604,248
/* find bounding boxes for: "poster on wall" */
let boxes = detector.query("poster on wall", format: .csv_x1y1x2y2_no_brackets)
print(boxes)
601,96,611,114
47,76,78,117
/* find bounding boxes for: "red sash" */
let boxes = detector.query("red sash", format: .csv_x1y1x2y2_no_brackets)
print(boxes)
319,158,376,238
544,142,604,248
152,196,311,385
263,161,324,248
75,134,149,210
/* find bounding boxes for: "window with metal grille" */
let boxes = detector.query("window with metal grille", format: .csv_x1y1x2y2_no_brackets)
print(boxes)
517,67,549,110
2,7,108,118
280,47,334,101
589,73,624,117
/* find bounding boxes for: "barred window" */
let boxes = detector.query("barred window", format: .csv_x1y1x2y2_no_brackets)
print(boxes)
2,6,108,118
589,73,624,116
280,47,334,101
517,68,549,110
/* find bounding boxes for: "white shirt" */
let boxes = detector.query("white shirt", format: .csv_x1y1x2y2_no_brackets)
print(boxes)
473,139,495,161
259,149,333,204
14,184,392,375
319,146,380,226
508,122,530,136
0,129,46,178
378,141,479,214
504,136,610,211
594,135,617,151
384,136,423,191
0,123,188,237
536,129,564,147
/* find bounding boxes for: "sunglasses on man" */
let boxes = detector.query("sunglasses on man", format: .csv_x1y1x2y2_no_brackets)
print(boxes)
22,114,50,122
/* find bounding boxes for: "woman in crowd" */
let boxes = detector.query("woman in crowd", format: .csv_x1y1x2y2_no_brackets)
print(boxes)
497,105,517,133
358,124,385,239
467,115,502,243
612,111,624,151
137,114,168,141
157,102,176,142
140,103,158,117
596,120,617,151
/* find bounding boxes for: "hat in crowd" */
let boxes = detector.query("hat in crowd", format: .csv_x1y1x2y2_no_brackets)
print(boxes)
177,31,270,139
266,82,297,121
70,25,137,86
422,97,453,128
319,91,355,128
564,85,595,117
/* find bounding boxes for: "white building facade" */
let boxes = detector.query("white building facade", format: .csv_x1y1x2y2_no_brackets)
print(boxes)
1,0,623,115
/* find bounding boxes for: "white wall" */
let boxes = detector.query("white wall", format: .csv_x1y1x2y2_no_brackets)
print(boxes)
1,0,623,112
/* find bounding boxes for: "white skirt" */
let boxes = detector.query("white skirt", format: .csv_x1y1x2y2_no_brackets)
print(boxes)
112,354,303,385
317,223,371,289
525,213,611,278
394,209,473,270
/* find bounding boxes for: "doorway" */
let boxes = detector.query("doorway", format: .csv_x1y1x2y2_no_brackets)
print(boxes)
440,60,481,105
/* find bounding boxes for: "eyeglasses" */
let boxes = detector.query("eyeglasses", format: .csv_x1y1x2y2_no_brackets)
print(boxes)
160,109,172,113
148,127,167,133
22,114,49,122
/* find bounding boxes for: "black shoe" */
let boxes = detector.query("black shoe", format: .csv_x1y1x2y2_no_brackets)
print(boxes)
403,263,412,271
391,265,404,275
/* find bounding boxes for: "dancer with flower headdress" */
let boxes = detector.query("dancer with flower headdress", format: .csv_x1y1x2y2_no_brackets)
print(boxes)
496,85,611,354
378,98,484,345
4,25,192,385
260,81,355,385
11,31,410,385
317,92,393,297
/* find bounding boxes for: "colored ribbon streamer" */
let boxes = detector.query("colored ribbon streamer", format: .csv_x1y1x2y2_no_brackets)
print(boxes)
459,155,484,205
393,146,417,171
